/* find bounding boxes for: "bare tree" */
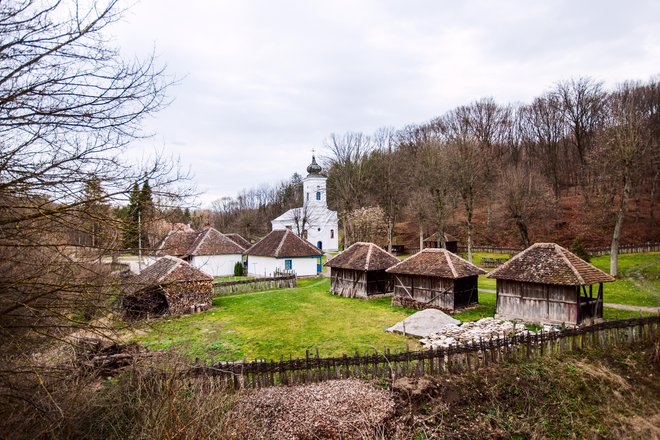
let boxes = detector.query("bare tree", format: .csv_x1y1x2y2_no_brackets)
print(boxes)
0,0,183,428
598,82,653,276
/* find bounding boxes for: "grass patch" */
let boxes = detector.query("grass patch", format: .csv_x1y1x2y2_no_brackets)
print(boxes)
134,278,419,362
452,291,496,322
590,253,660,307
214,275,255,282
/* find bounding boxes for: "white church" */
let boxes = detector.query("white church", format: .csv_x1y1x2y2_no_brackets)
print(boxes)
271,154,339,252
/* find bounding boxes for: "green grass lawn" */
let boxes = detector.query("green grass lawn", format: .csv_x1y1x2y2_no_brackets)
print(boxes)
134,278,419,362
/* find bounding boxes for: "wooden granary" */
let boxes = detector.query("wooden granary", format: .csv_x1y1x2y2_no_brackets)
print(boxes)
487,243,615,325
386,248,485,310
324,242,399,298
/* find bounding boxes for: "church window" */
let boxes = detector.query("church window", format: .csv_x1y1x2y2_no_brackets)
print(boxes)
317,227,321,231
306,192,309,201
330,229,334,238
316,191,321,200
285,225,292,230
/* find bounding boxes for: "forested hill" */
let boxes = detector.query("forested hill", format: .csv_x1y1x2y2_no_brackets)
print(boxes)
202,77,659,249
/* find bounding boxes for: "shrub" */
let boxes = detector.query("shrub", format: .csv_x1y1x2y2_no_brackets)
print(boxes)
234,261,245,276
570,238,591,262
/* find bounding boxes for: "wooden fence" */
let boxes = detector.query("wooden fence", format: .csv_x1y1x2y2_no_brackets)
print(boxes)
213,274,297,295
457,242,660,257
189,315,659,389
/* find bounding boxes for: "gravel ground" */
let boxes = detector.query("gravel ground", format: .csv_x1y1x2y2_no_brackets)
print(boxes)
230,379,396,439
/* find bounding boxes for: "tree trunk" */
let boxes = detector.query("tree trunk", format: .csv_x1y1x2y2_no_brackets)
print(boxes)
650,170,659,224
515,216,530,248
466,207,473,263
418,221,424,252
386,218,394,253
610,174,631,276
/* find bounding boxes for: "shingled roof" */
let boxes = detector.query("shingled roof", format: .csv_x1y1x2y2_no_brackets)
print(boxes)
245,229,323,258
155,230,198,257
188,227,245,256
225,233,251,250
123,256,213,295
325,242,399,271
486,243,615,286
386,248,485,278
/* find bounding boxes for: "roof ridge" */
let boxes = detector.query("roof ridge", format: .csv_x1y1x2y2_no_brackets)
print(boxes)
188,228,209,256
274,229,289,257
444,249,458,278
486,245,528,278
555,244,585,285
161,255,183,281
364,243,374,270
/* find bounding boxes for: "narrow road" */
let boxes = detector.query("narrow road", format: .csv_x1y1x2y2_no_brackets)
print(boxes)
478,288,660,313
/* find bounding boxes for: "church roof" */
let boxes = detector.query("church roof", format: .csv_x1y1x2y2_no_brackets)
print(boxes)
325,242,399,271
245,229,323,258
306,154,322,175
386,248,485,279
487,243,615,286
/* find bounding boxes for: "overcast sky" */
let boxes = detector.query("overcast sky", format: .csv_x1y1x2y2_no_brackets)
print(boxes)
114,0,660,207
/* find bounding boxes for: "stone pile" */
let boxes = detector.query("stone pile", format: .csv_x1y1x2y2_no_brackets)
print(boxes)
419,317,559,349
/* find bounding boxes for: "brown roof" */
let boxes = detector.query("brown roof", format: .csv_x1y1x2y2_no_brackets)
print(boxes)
486,243,615,286
245,229,323,258
386,248,485,278
188,227,245,256
325,242,399,271
123,256,213,295
225,233,251,250
155,231,198,257
423,232,458,243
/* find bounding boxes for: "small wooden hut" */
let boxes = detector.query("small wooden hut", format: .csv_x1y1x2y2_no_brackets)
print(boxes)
386,248,485,310
121,256,213,319
423,233,458,253
324,242,399,298
487,243,615,325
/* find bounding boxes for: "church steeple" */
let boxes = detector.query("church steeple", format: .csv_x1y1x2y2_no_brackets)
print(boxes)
306,152,322,176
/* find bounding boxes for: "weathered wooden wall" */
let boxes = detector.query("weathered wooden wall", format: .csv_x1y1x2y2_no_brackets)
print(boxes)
330,269,393,298
496,280,579,324
392,275,455,309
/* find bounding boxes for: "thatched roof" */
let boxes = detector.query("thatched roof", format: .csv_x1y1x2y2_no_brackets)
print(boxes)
325,242,399,271
123,256,213,295
423,232,458,243
189,227,245,256
155,231,198,257
245,229,323,258
486,243,615,286
225,233,251,250
386,248,485,278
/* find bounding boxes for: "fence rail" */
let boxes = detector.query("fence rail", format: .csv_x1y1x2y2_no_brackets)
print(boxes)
189,315,659,389
456,242,660,257
212,274,297,295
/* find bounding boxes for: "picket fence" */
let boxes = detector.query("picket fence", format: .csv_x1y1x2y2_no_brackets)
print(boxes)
189,315,659,389
212,274,297,295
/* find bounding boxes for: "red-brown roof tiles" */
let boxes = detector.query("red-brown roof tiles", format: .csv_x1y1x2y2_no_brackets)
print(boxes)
325,242,399,271
245,229,323,258
386,248,485,278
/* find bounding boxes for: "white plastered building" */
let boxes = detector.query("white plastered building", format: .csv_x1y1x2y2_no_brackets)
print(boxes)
271,155,339,252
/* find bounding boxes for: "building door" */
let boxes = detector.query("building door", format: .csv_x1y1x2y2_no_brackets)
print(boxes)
317,257,322,273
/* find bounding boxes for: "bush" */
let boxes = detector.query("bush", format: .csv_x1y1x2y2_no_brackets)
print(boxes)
234,261,245,277
570,238,591,262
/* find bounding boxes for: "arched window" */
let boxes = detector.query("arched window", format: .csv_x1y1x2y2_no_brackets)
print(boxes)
316,191,321,200
330,229,334,238
306,192,309,201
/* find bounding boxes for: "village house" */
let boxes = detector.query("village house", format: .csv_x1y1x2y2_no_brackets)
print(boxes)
271,154,339,252
121,256,213,319
487,242,615,325
151,225,244,276
386,248,485,310
245,229,323,276
423,232,459,253
325,242,399,298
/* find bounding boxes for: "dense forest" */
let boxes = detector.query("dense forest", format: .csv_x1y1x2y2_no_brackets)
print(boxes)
205,78,659,267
